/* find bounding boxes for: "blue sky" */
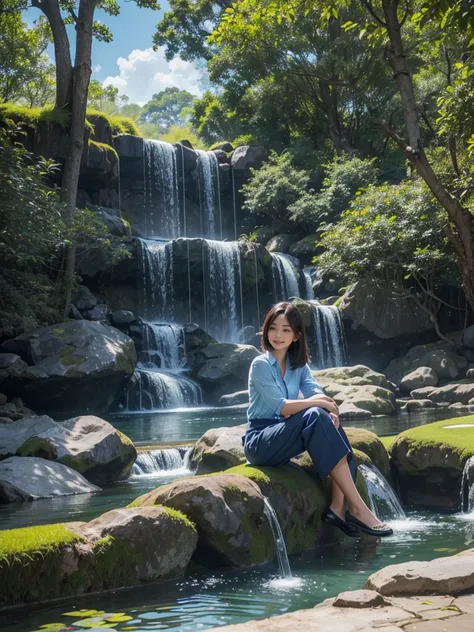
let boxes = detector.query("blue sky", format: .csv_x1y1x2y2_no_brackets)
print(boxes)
26,0,206,104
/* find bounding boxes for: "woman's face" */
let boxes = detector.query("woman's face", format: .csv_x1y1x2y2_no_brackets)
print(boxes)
268,314,299,352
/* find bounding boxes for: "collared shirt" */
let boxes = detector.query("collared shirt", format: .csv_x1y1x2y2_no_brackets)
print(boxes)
247,351,324,421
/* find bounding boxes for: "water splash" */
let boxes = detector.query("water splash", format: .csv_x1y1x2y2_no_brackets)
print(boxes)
359,464,406,522
271,253,300,301
132,448,192,478
461,455,474,513
309,300,347,369
125,370,202,411
263,497,292,578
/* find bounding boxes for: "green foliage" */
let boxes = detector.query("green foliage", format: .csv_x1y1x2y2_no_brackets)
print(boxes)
290,155,378,225
142,87,196,133
241,151,310,226
0,103,71,129
160,124,206,148
316,178,458,291
86,109,140,136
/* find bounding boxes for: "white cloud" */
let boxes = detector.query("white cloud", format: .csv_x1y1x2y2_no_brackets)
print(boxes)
93,64,102,74
103,47,205,104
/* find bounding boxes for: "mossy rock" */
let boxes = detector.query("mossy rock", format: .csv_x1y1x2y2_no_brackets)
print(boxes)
379,435,398,452
390,416,474,510
345,428,390,476
129,474,274,568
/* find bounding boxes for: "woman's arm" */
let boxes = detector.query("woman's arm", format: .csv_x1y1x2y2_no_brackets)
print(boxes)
281,394,338,417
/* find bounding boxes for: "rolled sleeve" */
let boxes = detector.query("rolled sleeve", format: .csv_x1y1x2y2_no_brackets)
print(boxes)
300,364,325,399
250,360,286,417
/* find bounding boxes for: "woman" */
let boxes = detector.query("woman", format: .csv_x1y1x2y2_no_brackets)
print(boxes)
243,302,392,538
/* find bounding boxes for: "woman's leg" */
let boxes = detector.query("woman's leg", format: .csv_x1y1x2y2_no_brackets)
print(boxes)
329,455,382,527
329,478,345,518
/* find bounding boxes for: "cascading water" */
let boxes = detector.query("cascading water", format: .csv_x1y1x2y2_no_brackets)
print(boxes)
303,266,315,300
197,150,221,239
143,140,180,239
309,300,347,369
139,323,185,369
271,253,300,301
263,497,292,579
203,240,242,342
131,447,192,477
358,464,406,522
461,456,474,513
138,238,174,320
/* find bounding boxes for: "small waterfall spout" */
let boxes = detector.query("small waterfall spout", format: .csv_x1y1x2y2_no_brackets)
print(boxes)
138,238,174,320
271,253,300,301
139,323,186,370
303,266,315,300
263,497,292,579
359,464,406,521
143,140,180,239
461,456,474,513
309,300,347,369
132,447,192,477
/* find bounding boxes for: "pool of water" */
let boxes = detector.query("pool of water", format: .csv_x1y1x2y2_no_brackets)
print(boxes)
0,407,467,531
3,511,474,632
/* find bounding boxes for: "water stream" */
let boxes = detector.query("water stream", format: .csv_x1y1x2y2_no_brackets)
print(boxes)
461,455,474,513
359,464,406,521
143,140,180,239
309,300,348,368
271,252,300,301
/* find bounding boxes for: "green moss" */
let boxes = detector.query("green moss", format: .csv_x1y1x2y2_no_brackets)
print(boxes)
88,139,119,159
353,448,373,468
379,435,398,451
52,328,65,335
345,428,390,475
0,104,71,129
17,437,57,460
158,505,196,531
87,109,140,136
391,416,474,464
0,524,80,562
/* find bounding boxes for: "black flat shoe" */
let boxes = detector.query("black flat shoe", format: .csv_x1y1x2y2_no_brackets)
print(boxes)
345,512,393,537
322,507,360,538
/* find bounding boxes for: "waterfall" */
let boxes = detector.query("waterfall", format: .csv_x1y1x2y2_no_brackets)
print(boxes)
131,447,192,477
359,464,406,521
271,253,300,301
303,266,316,300
461,456,474,513
139,323,185,370
204,240,242,342
197,150,221,239
309,300,347,369
138,238,174,320
143,140,180,239
263,497,292,579
125,370,202,411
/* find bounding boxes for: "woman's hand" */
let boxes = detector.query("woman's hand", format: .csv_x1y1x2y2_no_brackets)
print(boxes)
329,412,340,429
307,394,339,416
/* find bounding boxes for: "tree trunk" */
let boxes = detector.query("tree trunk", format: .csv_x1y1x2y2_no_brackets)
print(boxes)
32,0,72,109
61,0,97,317
382,0,474,312
319,78,346,154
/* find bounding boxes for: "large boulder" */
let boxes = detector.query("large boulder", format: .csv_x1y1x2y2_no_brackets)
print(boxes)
344,428,390,475
0,505,196,607
0,321,136,413
130,474,274,568
410,380,474,406
384,341,466,385
0,415,56,458
288,235,319,260
230,145,268,171
74,506,198,582
390,417,474,509
17,415,137,485
189,425,246,474
0,353,28,386
192,343,260,402
314,365,397,417
265,234,296,253
365,549,474,596
399,366,438,393
338,279,432,339
0,456,100,502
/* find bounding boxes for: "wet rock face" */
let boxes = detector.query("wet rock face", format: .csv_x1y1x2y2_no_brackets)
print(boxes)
130,474,274,568
0,321,136,413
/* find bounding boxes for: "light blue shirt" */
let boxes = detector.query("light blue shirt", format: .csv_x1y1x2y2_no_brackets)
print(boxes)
247,351,324,421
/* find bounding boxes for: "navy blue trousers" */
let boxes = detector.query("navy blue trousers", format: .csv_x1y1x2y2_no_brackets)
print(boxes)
243,407,356,481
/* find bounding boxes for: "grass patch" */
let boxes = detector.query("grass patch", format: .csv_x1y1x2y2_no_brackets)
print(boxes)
379,435,398,451
88,139,119,159
87,109,140,136
0,524,80,562
392,416,474,464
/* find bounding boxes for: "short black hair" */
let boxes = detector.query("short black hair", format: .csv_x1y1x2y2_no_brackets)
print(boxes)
261,302,309,369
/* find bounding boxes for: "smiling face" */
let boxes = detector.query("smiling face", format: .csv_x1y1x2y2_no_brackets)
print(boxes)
268,314,299,353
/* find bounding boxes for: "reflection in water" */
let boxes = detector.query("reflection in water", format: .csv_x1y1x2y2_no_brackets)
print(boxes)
3,512,473,632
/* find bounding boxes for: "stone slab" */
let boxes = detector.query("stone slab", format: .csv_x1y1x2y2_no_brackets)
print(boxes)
404,614,473,631
387,596,455,614
452,594,474,613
